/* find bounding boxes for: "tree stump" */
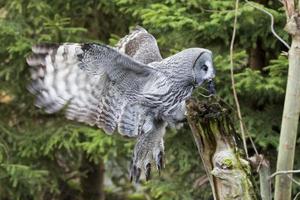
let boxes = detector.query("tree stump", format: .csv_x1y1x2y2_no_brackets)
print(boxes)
186,98,258,200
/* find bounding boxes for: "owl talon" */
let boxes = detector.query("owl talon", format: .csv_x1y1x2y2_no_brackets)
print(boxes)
145,163,151,181
129,163,135,182
156,151,164,175
135,167,141,183
130,131,165,182
129,164,141,183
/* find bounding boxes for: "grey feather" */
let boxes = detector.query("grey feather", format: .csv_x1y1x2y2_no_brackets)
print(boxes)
78,43,157,77
26,28,215,139
27,27,216,180
116,26,162,64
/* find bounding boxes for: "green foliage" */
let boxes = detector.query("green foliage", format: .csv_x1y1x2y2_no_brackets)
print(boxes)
1,0,299,199
0,164,52,200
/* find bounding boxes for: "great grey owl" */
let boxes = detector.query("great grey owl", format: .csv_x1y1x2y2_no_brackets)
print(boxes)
26,26,216,182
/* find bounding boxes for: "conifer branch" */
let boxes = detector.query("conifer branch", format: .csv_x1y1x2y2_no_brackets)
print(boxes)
245,0,290,49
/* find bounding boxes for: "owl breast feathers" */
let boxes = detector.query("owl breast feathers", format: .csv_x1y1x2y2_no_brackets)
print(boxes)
26,26,215,137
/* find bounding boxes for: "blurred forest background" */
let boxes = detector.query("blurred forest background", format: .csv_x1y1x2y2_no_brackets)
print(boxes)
0,0,299,199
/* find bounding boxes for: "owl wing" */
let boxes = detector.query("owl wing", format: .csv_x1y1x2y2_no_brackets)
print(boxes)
116,26,162,64
27,43,157,137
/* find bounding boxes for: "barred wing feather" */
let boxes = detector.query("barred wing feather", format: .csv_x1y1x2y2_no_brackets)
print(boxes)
27,43,155,137
116,26,162,64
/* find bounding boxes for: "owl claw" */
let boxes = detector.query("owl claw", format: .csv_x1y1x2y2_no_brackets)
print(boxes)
130,134,165,182
156,151,164,175
135,167,141,183
145,163,151,181
129,148,165,182
129,164,141,183
129,162,134,182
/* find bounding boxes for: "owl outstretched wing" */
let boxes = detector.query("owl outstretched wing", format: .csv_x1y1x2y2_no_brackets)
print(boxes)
116,26,162,64
27,43,157,137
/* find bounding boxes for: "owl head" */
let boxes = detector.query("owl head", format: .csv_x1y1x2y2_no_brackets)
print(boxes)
192,50,216,94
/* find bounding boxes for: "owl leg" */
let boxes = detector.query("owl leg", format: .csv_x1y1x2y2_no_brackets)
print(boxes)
129,121,167,183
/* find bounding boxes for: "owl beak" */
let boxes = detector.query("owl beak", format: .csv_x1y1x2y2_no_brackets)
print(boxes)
207,79,216,95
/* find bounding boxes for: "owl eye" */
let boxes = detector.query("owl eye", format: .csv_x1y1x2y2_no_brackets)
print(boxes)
202,65,208,72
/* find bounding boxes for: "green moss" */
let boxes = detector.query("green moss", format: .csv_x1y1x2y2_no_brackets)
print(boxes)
222,158,233,169
127,193,146,200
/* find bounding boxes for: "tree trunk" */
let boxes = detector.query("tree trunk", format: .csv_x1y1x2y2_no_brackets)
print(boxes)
186,98,258,200
249,38,265,71
274,1,300,199
249,155,271,200
80,155,105,200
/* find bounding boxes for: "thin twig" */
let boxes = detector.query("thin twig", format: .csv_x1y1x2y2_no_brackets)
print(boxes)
193,175,209,188
197,91,214,98
197,87,236,111
287,174,300,186
278,0,284,5
245,0,290,49
269,169,300,179
230,0,249,158
293,192,300,200
242,123,259,156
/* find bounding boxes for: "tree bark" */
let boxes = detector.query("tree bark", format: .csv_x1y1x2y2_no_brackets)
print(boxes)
80,155,105,200
274,1,300,199
249,155,271,200
186,98,258,200
249,38,265,71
